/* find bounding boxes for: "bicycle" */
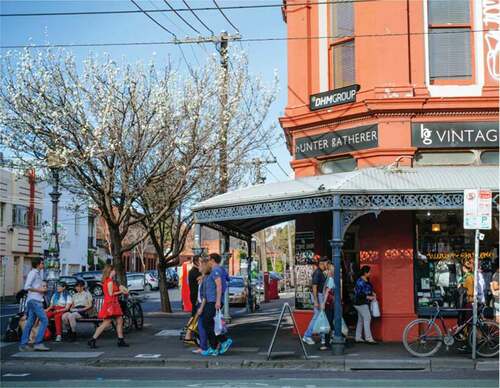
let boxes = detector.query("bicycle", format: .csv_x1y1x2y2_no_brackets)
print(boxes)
120,292,144,332
402,302,499,358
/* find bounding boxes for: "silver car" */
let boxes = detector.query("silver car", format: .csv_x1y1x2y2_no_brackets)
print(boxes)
126,273,145,292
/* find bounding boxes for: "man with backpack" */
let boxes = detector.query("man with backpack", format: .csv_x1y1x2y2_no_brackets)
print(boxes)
19,258,50,351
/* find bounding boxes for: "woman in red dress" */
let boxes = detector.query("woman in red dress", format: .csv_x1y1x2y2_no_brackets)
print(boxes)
88,264,129,348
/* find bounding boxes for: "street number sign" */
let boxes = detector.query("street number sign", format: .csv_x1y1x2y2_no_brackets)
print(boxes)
464,189,492,230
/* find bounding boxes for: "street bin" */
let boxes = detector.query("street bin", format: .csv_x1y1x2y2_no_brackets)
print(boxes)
263,272,270,303
269,278,279,300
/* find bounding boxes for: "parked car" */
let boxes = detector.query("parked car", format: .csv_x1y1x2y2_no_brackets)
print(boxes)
144,271,159,292
73,271,103,281
126,272,145,292
228,276,247,306
149,268,179,289
59,275,103,297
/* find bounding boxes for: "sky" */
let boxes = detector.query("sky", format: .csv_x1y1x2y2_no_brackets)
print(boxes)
0,0,292,183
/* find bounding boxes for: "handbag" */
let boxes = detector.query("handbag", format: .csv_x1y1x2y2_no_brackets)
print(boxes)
370,299,381,318
187,315,199,334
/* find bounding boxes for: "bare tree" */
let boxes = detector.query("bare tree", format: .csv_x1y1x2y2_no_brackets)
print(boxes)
0,49,222,284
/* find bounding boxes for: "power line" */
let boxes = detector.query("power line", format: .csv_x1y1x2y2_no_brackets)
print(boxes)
212,0,239,33
1,29,488,50
130,0,176,38
0,1,375,18
182,0,214,36
163,0,200,34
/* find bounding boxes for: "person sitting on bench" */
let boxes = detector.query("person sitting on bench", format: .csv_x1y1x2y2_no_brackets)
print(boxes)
46,281,72,342
62,279,93,341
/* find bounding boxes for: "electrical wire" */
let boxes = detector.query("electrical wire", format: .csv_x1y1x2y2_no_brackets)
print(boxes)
212,0,239,33
130,0,176,38
1,29,488,50
0,1,375,18
182,0,214,35
163,0,200,34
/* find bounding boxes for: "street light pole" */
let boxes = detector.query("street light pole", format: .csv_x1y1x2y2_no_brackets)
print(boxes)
46,165,61,291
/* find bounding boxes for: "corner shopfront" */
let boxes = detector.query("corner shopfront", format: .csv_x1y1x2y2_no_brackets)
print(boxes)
193,166,499,344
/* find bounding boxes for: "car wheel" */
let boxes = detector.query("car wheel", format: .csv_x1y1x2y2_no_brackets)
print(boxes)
145,284,152,293
92,285,103,297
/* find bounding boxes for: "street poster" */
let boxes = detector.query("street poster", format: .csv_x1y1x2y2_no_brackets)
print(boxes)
463,189,492,230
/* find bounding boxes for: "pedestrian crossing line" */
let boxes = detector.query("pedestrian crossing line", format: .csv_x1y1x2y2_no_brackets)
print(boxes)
3,373,30,377
155,329,182,336
12,351,103,358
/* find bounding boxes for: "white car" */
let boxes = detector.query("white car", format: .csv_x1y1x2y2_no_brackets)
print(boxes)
145,271,159,292
126,273,145,292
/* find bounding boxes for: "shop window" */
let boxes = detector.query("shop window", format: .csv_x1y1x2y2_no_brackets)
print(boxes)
414,151,475,166
427,0,472,81
480,151,499,165
331,1,355,89
320,157,356,174
414,210,499,316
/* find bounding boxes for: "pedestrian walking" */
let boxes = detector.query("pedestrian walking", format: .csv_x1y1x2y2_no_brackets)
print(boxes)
19,258,51,352
354,265,377,344
491,266,500,324
88,264,129,348
192,256,211,354
322,262,335,350
45,281,72,342
200,253,232,356
302,256,328,346
184,256,202,344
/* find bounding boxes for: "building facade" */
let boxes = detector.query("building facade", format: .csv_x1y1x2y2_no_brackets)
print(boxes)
280,0,499,340
0,169,43,297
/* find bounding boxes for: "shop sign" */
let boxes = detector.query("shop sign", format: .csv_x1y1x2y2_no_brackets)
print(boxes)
463,189,492,230
295,124,378,160
412,122,499,148
309,84,360,111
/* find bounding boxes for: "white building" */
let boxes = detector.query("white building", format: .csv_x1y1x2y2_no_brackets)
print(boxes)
41,183,96,276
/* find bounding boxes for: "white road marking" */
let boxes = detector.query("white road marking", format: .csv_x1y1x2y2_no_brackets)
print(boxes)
0,342,16,348
3,373,30,377
155,329,181,336
135,353,161,358
12,351,103,358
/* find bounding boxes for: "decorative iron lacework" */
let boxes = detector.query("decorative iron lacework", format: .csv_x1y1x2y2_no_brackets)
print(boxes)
195,192,499,224
341,210,381,236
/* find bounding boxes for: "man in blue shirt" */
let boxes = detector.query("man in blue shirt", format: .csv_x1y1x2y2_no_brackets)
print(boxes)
199,253,232,356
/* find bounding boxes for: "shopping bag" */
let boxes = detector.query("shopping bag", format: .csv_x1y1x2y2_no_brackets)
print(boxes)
312,311,331,334
341,318,349,337
187,315,199,334
370,299,381,318
214,309,227,336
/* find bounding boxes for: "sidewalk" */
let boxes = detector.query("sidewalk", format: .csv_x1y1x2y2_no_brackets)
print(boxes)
1,297,498,372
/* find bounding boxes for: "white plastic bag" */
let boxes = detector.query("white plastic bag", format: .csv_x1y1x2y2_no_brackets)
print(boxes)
370,299,381,318
214,309,227,336
312,311,331,334
341,318,349,336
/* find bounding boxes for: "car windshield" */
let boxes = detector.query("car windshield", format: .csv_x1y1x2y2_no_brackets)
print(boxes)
229,278,244,287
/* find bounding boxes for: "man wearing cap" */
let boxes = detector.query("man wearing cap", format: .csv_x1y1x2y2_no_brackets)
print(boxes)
62,280,93,341
303,256,329,346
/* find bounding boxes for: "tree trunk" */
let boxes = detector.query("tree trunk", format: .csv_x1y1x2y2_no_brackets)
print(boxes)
109,225,126,286
158,260,172,313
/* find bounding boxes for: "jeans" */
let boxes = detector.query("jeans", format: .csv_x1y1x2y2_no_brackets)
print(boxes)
197,314,208,351
202,302,227,349
304,293,325,340
21,300,48,345
354,304,373,341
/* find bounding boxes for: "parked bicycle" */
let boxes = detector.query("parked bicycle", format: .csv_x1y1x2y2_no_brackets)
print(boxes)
403,301,499,358
120,292,144,332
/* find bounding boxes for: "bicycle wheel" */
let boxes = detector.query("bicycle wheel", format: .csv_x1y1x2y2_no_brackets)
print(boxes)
403,319,443,357
122,311,133,333
132,302,144,330
468,321,499,358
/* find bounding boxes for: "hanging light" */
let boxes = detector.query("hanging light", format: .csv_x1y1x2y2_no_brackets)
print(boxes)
432,224,441,232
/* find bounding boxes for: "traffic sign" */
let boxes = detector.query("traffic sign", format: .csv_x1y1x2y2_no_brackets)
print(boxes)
464,189,492,230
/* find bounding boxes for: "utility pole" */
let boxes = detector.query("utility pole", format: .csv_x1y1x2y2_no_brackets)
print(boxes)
287,222,294,287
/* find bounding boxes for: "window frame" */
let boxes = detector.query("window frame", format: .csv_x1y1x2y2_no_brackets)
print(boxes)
427,0,475,85
328,2,355,90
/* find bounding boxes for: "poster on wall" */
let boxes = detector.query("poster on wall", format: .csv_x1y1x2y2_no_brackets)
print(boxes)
294,231,315,310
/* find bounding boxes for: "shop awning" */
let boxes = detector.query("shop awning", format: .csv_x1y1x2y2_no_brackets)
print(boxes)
193,166,499,239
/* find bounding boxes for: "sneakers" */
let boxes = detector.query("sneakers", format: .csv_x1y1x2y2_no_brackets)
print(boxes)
88,338,97,349
33,343,50,351
55,335,62,342
117,338,129,347
302,336,315,345
200,347,219,356
366,340,378,345
219,338,233,355
18,344,32,352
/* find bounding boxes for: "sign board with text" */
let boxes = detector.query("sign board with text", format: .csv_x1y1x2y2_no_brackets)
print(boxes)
309,84,360,111
463,189,492,230
412,122,499,148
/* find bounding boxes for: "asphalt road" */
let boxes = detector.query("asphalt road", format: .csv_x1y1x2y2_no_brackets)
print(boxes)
1,365,498,387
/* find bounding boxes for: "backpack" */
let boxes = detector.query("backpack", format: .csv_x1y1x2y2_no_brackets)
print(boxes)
3,314,22,342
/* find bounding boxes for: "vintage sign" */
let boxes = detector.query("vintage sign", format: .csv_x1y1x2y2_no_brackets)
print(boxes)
464,189,492,230
412,122,499,148
295,124,378,160
309,84,360,111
